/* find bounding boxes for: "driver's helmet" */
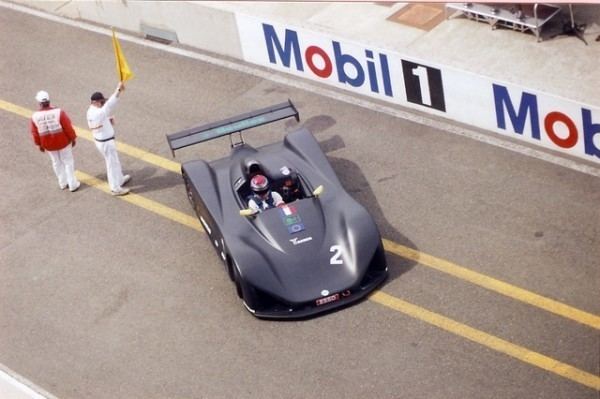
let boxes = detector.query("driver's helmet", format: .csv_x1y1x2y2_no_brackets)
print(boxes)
250,174,270,196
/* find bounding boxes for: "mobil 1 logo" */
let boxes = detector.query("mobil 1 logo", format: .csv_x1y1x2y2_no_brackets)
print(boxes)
401,60,446,112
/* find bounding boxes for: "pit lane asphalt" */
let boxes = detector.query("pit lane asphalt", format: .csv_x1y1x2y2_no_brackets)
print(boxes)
1,6,599,399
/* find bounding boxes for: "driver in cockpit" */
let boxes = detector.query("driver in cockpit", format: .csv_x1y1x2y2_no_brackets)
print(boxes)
247,174,284,213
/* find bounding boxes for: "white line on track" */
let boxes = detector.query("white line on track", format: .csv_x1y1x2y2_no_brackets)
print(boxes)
0,365,58,399
2,1,599,178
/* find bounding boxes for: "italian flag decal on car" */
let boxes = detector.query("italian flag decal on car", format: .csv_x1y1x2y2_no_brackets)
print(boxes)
280,205,304,234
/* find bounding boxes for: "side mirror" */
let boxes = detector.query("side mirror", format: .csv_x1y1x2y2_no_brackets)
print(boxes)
312,185,324,198
240,208,257,217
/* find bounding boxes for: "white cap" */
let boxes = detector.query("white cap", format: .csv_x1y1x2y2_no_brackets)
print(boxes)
35,90,50,103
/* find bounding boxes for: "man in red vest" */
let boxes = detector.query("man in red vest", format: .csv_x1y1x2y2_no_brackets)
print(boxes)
30,90,80,192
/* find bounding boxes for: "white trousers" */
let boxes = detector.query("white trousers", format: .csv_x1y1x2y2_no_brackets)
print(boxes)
46,144,78,190
94,139,126,192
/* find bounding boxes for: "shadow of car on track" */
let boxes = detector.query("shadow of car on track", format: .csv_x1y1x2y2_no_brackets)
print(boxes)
296,114,419,284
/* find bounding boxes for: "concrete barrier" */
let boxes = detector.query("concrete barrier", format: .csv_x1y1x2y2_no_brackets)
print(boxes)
13,1,243,58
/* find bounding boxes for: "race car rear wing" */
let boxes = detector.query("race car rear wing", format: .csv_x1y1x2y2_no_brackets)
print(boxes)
166,99,299,156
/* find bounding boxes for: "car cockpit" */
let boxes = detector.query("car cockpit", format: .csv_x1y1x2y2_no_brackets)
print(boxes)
235,160,307,211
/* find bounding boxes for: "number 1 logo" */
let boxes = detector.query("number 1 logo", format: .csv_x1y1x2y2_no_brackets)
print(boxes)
401,60,446,112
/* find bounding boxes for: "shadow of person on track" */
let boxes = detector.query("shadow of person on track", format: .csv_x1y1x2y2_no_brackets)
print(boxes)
117,166,182,194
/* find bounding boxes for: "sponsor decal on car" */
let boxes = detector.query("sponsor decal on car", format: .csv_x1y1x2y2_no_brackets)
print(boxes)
280,204,305,234
290,236,313,245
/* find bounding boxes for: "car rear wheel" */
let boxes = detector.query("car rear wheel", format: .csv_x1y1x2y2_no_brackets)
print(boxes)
182,171,194,206
233,262,243,299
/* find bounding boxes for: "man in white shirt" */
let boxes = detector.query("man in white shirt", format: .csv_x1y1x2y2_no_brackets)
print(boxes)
86,82,131,196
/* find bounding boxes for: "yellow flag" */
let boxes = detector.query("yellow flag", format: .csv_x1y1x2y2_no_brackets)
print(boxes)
112,28,134,82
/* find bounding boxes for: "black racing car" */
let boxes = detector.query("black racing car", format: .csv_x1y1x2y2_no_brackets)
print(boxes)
166,100,387,319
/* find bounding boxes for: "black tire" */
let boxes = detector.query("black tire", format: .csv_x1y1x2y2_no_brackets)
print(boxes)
225,255,235,282
233,262,243,299
182,171,194,206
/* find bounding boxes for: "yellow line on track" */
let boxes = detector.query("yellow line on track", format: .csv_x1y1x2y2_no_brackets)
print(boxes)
383,240,600,330
5,99,599,329
370,291,600,391
73,126,180,174
75,171,201,231
0,99,31,118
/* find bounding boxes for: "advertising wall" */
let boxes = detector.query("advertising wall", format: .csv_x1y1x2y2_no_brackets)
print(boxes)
10,0,600,166
237,15,600,165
